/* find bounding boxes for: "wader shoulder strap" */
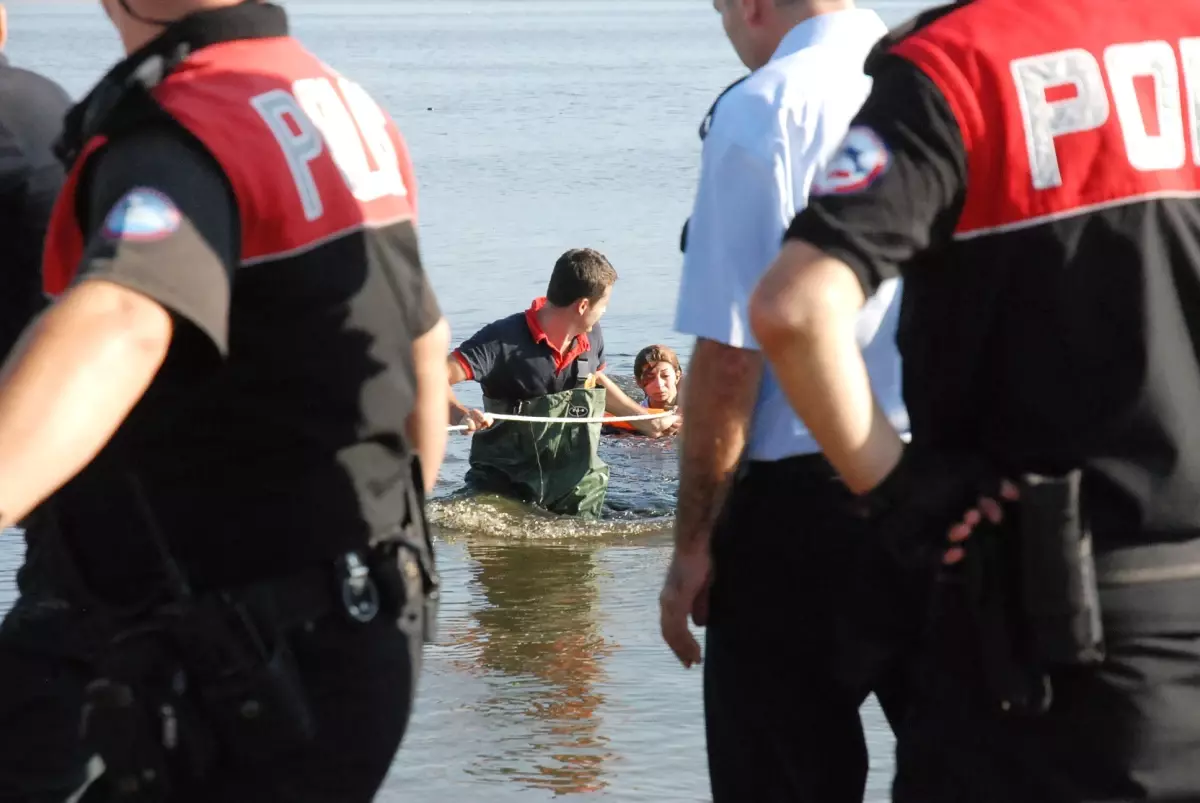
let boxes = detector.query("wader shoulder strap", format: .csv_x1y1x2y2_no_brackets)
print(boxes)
573,355,593,390
482,396,520,416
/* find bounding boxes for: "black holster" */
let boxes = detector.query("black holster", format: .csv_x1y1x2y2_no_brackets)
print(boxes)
80,595,318,801
79,625,205,803
966,469,1104,716
1018,471,1105,666
72,455,438,800
368,455,440,644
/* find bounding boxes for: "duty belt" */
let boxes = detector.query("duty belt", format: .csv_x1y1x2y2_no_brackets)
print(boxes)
1095,537,1200,586
225,551,380,631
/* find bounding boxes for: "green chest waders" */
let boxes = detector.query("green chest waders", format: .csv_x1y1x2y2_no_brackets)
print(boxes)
464,375,610,519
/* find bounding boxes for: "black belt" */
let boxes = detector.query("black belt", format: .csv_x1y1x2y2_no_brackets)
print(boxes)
737,451,840,483
223,551,380,633
1095,538,1200,586
740,457,1200,587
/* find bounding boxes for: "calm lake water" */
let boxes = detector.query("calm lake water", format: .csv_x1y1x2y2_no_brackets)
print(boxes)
1,1,932,799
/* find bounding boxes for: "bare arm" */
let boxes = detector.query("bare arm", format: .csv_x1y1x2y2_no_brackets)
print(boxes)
0,127,242,528
597,371,645,416
446,354,493,432
0,280,172,526
407,318,450,493
447,354,472,425
750,241,904,493
674,337,762,552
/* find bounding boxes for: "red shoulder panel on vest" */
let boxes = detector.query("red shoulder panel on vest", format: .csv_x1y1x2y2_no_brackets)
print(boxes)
42,37,421,295
892,0,1200,238
154,37,418,264
42,137,108,296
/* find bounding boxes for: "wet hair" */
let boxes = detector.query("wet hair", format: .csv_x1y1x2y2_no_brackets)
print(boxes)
634,344,682,384
546,248,618,307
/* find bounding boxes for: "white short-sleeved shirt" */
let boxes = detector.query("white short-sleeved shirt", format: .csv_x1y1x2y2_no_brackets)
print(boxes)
674,9,910,462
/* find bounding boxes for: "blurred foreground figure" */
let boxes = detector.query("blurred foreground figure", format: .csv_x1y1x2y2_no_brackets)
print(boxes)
751,0,1200,800
0,1,448,800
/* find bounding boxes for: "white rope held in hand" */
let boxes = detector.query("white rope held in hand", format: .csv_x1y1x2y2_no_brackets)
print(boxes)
446,410,676,432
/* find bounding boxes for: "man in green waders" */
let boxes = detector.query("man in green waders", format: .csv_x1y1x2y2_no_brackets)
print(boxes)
448,248,681,517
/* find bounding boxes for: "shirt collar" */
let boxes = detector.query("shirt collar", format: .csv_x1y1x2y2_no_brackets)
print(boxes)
55,1,287,169
151,0,288,54
770,8,884,63
524,297,591,356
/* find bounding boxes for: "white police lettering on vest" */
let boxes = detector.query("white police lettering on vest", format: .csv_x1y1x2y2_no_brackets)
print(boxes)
1013,37,1200,190
251,77,408,221
251,88,326,220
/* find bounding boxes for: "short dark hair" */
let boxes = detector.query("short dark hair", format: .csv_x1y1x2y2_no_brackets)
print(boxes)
546,248,618,307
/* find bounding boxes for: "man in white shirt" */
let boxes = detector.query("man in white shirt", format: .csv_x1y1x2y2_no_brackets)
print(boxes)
659,1,911,800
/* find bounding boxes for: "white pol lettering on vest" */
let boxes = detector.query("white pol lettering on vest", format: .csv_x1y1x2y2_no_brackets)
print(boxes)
1012,38,1200,190
1104,41,1185,172
337,79,407,200
251,89,326,221
1184,38,1200,167
292,76,407,205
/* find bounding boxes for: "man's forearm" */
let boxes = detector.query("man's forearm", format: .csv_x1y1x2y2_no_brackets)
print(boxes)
445,355,475,426
408,318,450,493
674,337,762,552
751,241,904,493
0,279,172,526
447,391,471,425
597,372,646,416
597,372,673,436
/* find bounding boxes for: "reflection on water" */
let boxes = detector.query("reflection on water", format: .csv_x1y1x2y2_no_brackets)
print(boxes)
388,529,896,802
384,526,718,802
455,539,616,794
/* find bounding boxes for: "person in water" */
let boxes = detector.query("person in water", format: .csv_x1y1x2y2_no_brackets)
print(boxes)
634,344,683,410
448,248,680,517
604,345,685,434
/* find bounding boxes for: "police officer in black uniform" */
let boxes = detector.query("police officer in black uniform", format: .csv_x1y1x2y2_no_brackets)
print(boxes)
0,3,71,353
0,5,94,800
0,1,448,801
748,0,1200,800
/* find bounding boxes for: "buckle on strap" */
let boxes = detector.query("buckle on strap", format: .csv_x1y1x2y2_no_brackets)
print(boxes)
335,552,380,624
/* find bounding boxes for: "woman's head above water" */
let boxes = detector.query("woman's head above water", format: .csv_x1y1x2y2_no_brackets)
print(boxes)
634,345,682,409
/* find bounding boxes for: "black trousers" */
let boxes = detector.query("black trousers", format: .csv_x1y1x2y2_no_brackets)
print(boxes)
0,633,93,802
0,596,420,803
893,573,1200,803
703,455,919,803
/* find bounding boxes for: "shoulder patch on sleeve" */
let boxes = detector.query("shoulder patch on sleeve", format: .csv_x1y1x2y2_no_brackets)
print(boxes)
812,126,891,196
101,187,182,242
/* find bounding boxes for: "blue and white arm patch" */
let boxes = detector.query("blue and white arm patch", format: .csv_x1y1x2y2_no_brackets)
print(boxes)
101,187,183,242
811,126,892,196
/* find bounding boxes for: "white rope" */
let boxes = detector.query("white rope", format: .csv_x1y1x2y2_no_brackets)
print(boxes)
447,410,676,432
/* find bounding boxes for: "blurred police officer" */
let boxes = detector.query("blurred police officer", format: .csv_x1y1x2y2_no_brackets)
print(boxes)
0,2,71,353
0,5,92,800
0,0,447,800
751,0,1200,799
